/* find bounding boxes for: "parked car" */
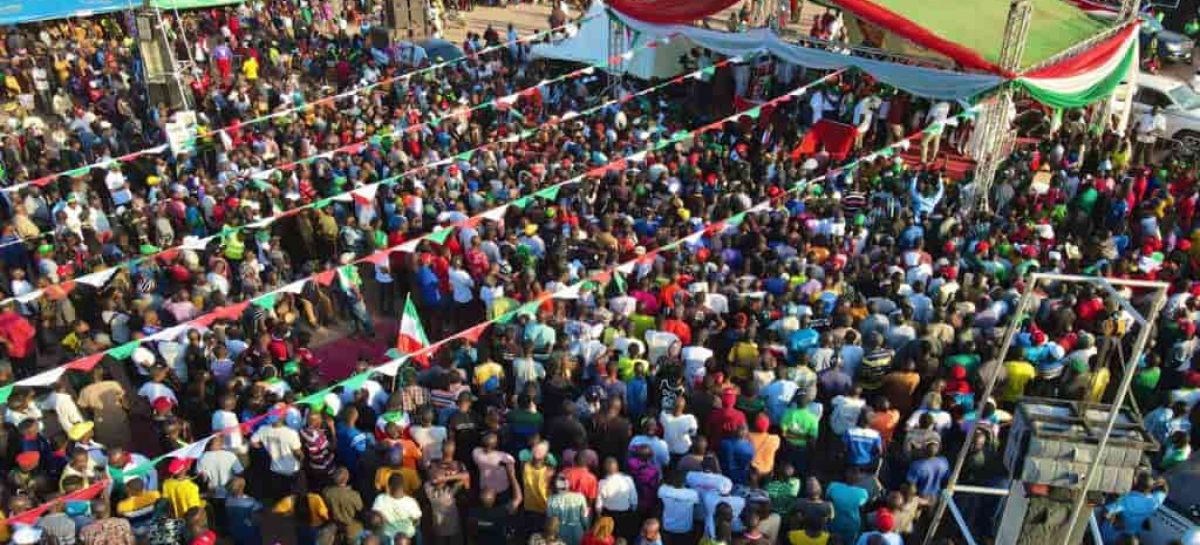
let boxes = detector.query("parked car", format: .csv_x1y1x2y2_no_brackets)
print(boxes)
1092,12,1194,63
1131,72,1200,154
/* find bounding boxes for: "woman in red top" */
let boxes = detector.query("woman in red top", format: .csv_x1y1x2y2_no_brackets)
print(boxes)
580,516,616,545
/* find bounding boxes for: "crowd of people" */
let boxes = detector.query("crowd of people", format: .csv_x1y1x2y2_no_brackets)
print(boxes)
0,2,1195,545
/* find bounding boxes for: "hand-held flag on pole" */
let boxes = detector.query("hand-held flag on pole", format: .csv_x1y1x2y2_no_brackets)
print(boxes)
396,295,431,368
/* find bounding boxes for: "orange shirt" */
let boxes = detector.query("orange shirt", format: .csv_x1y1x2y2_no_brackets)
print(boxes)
748,432,781,476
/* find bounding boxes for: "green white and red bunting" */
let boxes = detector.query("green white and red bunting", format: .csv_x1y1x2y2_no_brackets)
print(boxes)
396,295,432,366
2,70,916,526
1015,23,1140,109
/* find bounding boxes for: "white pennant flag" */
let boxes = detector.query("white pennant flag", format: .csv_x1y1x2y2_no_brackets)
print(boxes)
579,66,596,76
552,282,583,300
353,184,380,202
166,436,214,461
680,230,706,246
251,169,277,180
626,150,648,164
16,366,67,388
397,238,422,253
76,268,120,288
279,280,307,294
180,235,215,251
147,324,189,343
478,204,509,223
247,217,275,229
895,139,912,151
616,261,636,275
496,94,520,107
375,357,407,377
15,290,42,304
332,193,355,203
560,111,580,122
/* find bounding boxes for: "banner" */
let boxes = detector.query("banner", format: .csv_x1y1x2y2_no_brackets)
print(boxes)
0,0,128,25
151,0,242,9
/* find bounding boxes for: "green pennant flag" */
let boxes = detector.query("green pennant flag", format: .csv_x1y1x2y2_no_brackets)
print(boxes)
106,341,140,361
726,210,750,227
582,280,600,291
296,387,334,407
878,147,896,158
455,150,475,162
612,271,627,294
534,185,561,201
671,130,692,141
742,106,763,120
64,167,90,178
695,66,716,79
0,384,13,405
511,196,534,209
313,197,334,209
252,293,277,310
427,227,455,245
339,372,371,393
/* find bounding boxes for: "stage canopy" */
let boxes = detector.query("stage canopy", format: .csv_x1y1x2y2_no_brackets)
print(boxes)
532,3,1007,101
831,0,1112,73
0,0,239,26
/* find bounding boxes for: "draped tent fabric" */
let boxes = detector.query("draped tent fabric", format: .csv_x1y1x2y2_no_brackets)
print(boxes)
608,10,1006,101
606,0,741,24
819,0,1005,74
1015,35,1138,108
1023,23,1138,79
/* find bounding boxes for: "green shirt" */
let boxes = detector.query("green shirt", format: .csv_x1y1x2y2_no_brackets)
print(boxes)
764,477,801,514
781,407,819,447
1133,367,1161,404
945,353,982,375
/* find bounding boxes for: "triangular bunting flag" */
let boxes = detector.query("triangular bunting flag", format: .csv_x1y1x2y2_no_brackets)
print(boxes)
180,235,215,251
339,373,372,393
15,367,66,388
66,353,105,371
75,268,119,288
397,238,422,253
458,322,491,344
534,185,562,201
166,436,214,461
105,341,140,361
0,385,14,405
375,357,407,377
427,227,455,245
511,196,534,209
252,293,277,310
279,280,307,294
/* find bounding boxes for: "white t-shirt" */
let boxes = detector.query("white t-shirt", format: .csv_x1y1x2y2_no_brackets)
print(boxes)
449,268,474,303
212,410,245,452
196,450,243,499
409,425,448,461
137,382,177,405
660,412,699,455
251,424,302,475
372,494,422,538
658,484,701,534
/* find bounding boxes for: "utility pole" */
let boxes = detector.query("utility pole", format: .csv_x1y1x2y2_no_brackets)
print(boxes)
967,0,1031,216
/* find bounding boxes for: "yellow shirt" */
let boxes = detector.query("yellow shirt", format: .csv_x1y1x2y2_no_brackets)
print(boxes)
1002,361,1036,403
1087,368,1111,404
522,464,552,513
375,467,422,496
474,361,505,389
117,490,161,518
243,57,259,80
272,493,330,527
162,477,205,517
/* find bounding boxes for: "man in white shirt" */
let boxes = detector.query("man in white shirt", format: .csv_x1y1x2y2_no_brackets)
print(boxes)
448,257,475,323
196,435,243,500
921,100,952,163
596,458,638,534
250,412,303,497
660,396,699,458
1135,106,1168,166
658,472,701,542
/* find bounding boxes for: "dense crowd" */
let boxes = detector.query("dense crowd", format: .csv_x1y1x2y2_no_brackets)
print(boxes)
0,2,1195,545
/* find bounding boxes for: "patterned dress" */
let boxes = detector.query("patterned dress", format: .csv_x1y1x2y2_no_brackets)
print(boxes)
546,491,589,545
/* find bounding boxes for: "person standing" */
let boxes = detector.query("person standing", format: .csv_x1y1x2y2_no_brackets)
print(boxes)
373,474,422,545
250,410,304,501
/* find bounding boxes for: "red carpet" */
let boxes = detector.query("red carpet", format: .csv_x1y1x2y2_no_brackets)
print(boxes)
312,318,397,382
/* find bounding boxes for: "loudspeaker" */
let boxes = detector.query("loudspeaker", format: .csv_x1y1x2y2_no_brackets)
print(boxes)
385,0,429,40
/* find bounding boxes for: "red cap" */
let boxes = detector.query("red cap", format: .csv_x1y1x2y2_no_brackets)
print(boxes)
15,451,39,469
976,242,990,254
168,457,192,475
754,413,770,433
875,508,895,532
1032,331,1047,345
152,397,174,413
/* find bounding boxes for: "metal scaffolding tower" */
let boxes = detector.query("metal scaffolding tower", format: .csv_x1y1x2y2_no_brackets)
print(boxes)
921,273,1169,545
966,0,1030,215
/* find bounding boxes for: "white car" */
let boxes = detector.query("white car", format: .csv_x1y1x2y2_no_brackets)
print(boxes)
1131,73,1200,154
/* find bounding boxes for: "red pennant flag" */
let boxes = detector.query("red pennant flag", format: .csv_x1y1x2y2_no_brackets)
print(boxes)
314,270,338,286
362,252,391,266
66,353,105,372
457,322,491,344
211,301,250,321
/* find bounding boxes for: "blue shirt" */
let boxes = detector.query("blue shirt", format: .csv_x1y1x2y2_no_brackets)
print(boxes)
417,266,442,307
1106,490,1167,536
846,427,883,467
907,456,951,496
336,423,372,474
828,482,869,544
719,437,755,485
787,329,820,364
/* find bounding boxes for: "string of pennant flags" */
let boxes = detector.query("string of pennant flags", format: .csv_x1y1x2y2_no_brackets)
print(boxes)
1,16,600,196
0,32,690,310
0,69,878,526
0,62,839,415
4,66,984,525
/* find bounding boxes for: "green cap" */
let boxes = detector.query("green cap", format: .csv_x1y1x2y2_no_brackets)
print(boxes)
139,244,160,256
